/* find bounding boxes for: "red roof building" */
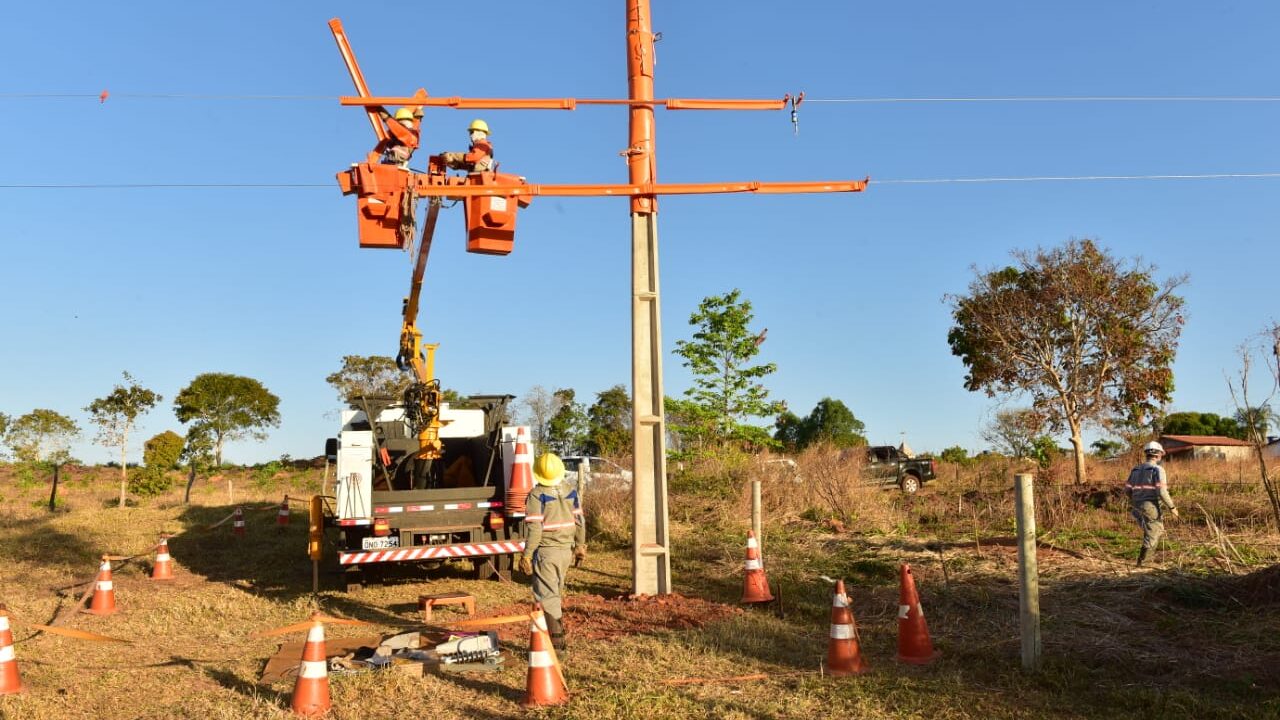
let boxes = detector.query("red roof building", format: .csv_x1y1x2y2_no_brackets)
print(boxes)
1158,434,1254,461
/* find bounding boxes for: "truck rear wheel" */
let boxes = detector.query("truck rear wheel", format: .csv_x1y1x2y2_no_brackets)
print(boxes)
900,474,921,494
474,553,513,582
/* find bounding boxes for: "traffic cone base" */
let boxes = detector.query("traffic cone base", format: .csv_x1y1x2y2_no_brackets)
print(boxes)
896,564,939,665
522,608,568,707
152,537,175,581
0,612,23,695
86,557,118,616
740,531,774,603
291,623,332,716
826,580,869,676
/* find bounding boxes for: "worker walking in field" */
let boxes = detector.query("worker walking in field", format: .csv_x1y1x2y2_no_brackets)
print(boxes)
1126,441,1179,567
518,452,586,655
439,119,495,174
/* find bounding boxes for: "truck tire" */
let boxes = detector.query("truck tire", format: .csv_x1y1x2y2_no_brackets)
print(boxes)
900,474,921,494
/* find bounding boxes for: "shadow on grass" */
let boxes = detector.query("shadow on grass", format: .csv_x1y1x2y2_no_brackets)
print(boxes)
201,663,289,706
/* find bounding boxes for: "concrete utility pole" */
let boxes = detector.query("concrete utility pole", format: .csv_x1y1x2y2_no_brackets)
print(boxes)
1015,472,1042,670
627,0,671,595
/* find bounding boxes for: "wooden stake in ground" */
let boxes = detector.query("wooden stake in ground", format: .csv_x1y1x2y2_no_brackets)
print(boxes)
1015,472,1041,671
751,479,763,556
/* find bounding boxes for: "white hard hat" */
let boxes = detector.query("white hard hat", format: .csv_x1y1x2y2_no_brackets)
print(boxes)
1143,441,1164,455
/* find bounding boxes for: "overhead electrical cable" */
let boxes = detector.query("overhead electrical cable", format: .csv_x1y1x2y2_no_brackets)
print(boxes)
2,173,1279,190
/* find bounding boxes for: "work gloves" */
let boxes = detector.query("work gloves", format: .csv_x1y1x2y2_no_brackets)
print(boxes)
1169,507,1180,519
519,555,533,575
573,545,587,567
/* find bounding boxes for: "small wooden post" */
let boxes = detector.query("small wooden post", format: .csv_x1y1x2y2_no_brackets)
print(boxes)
1015,472,1041,671
48,463,61,511
751,479,763,555
322,458,331,496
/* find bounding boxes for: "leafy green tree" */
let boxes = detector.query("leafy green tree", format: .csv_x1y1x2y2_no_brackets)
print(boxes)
772,410,804,451
586,385,631,457
86,372,162,508
939,446,970,465
948,239,1187,483
144,431,185,471
0,412,9,459
547,389,588,454
1163,411,1244,439
1090,439,1124,458
173,373,281,466
7,409,79,464
673,290,782,444
1030,436,1061,468
326,355,410,407
799,398,866,449
1234,405,1278,442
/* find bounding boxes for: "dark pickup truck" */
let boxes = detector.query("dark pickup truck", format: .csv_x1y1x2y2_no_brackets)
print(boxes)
864,446,936,494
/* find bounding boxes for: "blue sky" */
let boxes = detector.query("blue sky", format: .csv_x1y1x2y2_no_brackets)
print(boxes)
2,1,1277,464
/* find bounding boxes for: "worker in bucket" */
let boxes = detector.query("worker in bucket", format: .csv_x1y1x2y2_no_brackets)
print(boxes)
379,107,421,167
518,452,586,655
439,119,494,174
1125,441,1179,567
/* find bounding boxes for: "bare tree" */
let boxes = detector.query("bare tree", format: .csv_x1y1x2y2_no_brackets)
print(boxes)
1226,323,1280,531
982,407,1044,459
519,385,566,450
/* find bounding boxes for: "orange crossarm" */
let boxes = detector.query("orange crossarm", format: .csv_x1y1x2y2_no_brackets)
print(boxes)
340,96,788,111
328,19,387,143
411,178,869,198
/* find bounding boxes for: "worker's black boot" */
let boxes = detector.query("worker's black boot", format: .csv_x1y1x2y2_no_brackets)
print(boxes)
545,614,567,657
1136,547,1148,567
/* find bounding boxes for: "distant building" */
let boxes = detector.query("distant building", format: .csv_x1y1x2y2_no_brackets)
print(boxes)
1158,434,1254,461
1266,437,1280,460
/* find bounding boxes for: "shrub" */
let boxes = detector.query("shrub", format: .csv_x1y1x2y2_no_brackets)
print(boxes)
128,467,174,497
144,431,184,471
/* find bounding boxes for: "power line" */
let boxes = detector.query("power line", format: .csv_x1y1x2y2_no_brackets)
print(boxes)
3,173,1279,190
5,92,1280,104
807,96,1280,104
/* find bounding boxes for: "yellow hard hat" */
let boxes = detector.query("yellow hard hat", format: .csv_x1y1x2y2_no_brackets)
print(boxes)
394,108,415,122
532,453,564,485
468,118,490,135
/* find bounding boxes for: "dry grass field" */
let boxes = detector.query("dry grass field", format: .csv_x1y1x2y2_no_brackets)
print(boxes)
0,455,1278,719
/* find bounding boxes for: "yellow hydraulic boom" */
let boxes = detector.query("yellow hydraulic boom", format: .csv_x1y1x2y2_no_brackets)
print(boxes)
396,199,445,460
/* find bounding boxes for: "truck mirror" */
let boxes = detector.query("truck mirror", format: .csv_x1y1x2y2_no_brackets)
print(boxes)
325,438,338,461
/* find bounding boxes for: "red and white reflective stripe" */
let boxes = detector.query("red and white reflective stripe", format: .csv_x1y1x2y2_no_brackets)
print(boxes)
747,536,759,550
156,552,171,562
542,521,575,530
898,603,924,619
0,646,13,663
406,505,434,512
479,501,503,508
744,558,762,571
307,625,325,643
833,593,849,608
0,616,9,632
830,624,855,640
97,579,114,591
443,503,473,510
339,540,525,565
525,514,545,522
299,660,327,679
528,650,554,668
338,518,372,526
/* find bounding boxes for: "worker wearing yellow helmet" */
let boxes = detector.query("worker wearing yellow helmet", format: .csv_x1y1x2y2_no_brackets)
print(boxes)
518,452,586,655
378,106,422,167
440,118,494,174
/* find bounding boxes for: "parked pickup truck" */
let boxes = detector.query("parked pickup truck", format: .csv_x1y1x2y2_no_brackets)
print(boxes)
864,446,936,494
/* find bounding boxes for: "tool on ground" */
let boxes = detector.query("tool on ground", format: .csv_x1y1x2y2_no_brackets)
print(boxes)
741,530,774,604
896,563,939,664
253,613,375,716
826,579,868,676
437,631,502,669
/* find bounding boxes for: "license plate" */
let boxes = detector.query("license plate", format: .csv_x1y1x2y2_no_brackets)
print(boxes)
362,536,400,550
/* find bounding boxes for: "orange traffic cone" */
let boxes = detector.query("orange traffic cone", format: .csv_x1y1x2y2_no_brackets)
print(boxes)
826,580,868,675
276,496,291,527
740,530,774,603
0,607,22,695
232,507,246,537
505,427,534,517
151,536,175,581
896,563,939,664
86,556,117,616
522,607,568,707
290,617,331,717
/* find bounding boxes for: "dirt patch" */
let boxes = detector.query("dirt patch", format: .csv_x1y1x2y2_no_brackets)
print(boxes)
473,593,742,643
